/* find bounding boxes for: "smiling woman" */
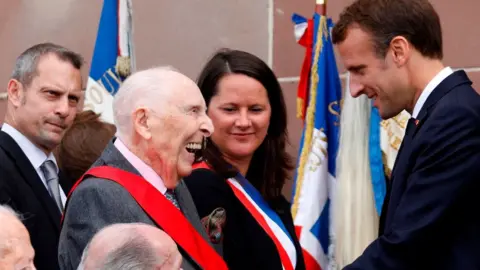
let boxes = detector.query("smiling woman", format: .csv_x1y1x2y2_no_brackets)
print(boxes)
184,48,306,270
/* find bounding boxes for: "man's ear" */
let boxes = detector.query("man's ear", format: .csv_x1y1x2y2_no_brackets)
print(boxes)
389,36,411,67
133,108,152,140
7,79,25,107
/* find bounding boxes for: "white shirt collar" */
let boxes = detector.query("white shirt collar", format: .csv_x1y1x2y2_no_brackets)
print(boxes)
412,67,453,118
1,123,58,172
114,138,167,195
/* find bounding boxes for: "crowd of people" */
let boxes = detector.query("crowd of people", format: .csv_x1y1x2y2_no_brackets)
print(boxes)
1,0,479,269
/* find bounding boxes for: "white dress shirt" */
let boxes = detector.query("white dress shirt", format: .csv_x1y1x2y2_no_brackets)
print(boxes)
412,67,453,118
1,123,67,206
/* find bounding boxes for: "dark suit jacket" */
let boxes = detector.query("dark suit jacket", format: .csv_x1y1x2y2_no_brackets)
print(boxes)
345,70,480,270
185,168,306,270
0,131,72,270
58,139,215,270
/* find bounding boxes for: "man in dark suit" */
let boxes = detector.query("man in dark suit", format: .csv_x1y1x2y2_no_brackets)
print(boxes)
0,43,84,270
331,0,480,269
59,67,226,270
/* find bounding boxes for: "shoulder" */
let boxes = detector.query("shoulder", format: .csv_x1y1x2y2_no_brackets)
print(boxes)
183,169,234,217
67,177,135,211
435,83,480,122
184,168,229,192
424,87,480,134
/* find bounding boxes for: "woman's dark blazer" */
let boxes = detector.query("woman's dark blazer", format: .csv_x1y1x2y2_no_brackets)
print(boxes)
184,168,306,270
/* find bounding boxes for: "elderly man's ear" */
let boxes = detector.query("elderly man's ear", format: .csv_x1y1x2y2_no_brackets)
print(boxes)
133,108,152,140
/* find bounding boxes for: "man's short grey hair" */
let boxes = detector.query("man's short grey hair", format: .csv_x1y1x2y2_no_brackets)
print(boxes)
11,42,84,87
0,204,23,257
112,65,179,142
77,224,166,270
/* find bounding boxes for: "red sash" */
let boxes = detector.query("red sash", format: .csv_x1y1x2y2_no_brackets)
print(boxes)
64,166,228,270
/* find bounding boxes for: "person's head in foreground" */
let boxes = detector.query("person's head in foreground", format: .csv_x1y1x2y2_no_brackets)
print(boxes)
77,223,182,270
332,0,444,119
4,42,84,153
113,66,214,188
0,205,35,270
196,48,293,200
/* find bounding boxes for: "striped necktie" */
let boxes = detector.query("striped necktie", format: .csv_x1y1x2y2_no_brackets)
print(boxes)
40,160,62,212
165,189,180,210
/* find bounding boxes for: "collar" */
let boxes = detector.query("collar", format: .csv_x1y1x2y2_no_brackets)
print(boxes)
1,123,58,172
412,66,453,118
114,138,167,194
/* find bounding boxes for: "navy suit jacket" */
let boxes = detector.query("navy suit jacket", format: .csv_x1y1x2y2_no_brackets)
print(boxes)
0,131,73,270
344,70,480,270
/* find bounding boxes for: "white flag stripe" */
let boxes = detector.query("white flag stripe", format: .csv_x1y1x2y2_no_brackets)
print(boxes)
228,179,297,269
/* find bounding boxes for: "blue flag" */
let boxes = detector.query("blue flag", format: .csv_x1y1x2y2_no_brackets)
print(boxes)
83,0,134,123
291,12,342,270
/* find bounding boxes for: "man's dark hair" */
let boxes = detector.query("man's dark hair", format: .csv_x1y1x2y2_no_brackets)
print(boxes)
332,0,443,59
11,42,84,87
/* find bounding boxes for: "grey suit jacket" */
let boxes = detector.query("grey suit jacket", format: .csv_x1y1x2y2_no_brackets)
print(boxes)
58,139,215,270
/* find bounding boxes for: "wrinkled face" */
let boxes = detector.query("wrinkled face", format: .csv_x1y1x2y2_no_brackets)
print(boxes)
0,221,36,270
208,74,271,162
7,53,82,153
137,74,214,188
336,26,409,119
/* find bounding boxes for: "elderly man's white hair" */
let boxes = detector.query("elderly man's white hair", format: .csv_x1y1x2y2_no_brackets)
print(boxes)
0,205,22,257
113,66,181,142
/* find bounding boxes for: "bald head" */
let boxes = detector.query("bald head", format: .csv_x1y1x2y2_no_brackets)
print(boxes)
113,66,201,142
78,223,182,270
0,205,35,270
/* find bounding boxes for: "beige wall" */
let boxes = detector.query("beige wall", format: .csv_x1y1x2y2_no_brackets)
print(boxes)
1,0,479,198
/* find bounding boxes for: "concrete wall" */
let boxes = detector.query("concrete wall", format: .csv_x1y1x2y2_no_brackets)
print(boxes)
1,0,479,198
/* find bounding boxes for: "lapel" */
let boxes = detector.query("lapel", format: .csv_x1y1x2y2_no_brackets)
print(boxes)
175,180,213,245
100,139,212,246
412,70,472,138
0,131,62,230
391,70,471,179
383,70,472,230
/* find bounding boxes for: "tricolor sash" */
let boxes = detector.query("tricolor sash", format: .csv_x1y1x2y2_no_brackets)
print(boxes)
193,162,297,270
63,166,228,270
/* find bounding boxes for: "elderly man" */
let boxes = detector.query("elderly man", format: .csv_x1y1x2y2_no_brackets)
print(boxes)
59,67,227,270
77,223,182,270
0,43,83,270
0,205,36,270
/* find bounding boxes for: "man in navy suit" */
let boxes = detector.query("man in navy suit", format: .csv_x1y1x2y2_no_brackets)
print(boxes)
331,0,480,269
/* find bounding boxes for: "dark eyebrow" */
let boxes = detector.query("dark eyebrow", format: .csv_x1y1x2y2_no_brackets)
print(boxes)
39,86,62,92
219,102,237,107
347,64,367,73
69,92,81,99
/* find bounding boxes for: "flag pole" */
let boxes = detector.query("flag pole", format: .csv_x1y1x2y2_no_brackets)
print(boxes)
316,0,326,15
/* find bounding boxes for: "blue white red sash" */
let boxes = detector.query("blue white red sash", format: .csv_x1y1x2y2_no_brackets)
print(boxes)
227,174,297,270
